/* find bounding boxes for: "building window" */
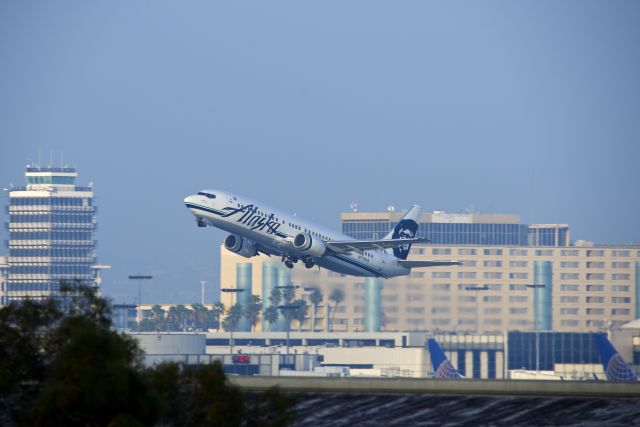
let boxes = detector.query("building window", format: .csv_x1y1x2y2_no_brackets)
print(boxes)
509,261,528,268
612,262,630,268
612,285,630,292
458,272,476,279
462,260,477,267
432,248,451,255
509,284,528,291
586,285,604,292
458,248,477,255
560,261,579,268
560,308,579,315
483,249,503,256
612,250,630,257
560,284,579,291
560,249,579,256
509,296,528,303
509,272,528,279
586,273,605,280
560,273,580,280
483,295,502,303
586,262,604,268
612,308,630,315
612,274,630,280
560,296,579,303
432,272,451,279
586,308,604,315
561,320,579,327
586,250,605,257
483,260,503,267
612,297,631,304
510,307,527,314
509,249,528,256
586,296,605,304
535,249,553,256
432,283,451,291
484,272,502,279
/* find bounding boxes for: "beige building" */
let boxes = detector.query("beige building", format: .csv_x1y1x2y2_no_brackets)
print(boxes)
220,242,639,333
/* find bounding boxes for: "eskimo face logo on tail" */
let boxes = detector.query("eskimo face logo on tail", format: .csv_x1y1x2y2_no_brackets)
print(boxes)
392,219,418,259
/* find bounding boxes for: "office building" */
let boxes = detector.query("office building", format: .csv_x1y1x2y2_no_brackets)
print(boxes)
2,164,106,305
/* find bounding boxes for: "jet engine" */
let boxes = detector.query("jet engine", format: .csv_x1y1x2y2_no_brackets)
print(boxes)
224,234,258,258
292,232,327,257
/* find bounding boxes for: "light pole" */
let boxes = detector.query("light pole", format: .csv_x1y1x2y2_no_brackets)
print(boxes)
464,285,489,334
128,275,153,332
527,284,546,373
278,303,302,357
221,287,245,354
200,281,206,305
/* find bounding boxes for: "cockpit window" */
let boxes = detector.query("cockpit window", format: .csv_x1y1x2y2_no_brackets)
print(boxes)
197,192,216,199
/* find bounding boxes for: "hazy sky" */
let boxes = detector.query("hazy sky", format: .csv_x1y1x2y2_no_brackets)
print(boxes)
1,1,639,304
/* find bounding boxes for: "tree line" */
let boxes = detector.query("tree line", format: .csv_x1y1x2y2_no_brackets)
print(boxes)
0,284,296,426
137,286,347,333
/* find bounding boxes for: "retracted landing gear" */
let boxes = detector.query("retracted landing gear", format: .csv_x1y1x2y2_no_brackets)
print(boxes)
196,218,206,227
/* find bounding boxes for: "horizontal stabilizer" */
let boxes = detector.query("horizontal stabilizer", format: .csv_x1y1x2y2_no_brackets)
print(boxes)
399,260,462,268
326,237,431,254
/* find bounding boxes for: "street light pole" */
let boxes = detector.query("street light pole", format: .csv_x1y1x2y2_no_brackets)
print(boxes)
128,275,153,332
200,281,206,305
220,288,245,355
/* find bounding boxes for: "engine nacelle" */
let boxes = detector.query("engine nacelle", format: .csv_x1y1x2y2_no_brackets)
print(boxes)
224,234,258,258
292,232,327,257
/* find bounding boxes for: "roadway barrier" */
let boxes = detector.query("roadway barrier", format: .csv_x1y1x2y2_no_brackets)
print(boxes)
229,376,640,397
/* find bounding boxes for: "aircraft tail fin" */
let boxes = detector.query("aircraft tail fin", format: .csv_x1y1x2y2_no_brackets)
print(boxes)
428,338,463,379
384,205,422,260
594,334,637,381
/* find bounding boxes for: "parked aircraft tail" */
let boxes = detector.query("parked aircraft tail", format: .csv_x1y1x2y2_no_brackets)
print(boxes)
428,338,463,379
594,334,637,381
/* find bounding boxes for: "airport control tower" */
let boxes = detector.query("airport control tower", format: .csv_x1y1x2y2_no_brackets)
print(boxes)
2,164,107,305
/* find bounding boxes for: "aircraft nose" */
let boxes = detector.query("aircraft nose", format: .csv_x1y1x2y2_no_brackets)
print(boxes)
184,194,198,205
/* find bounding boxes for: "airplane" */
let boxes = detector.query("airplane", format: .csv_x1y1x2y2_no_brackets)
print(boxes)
184,190,461,278
594,334,638,381
427,338,463,379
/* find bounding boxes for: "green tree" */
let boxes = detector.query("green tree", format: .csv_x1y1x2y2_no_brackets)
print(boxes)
269,287,282,307
244,295,262,331
328,288,345,332
281,285,295,305
263,306,279,332
222,303,244,332
308,288,323,332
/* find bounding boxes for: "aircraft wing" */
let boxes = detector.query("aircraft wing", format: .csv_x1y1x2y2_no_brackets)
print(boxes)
325,237,431,253
398,260,462,268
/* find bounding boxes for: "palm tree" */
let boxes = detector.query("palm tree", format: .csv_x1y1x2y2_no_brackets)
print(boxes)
222,303,244,332
209,301,225,331
263,306,279,332
175,304,192,331
290,299,309,332
151,304,165,331
191,303,209,331
328,288,345,332
244,295,262,331
309,288,323,332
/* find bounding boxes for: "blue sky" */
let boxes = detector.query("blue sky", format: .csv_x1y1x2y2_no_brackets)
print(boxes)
1,1,639,304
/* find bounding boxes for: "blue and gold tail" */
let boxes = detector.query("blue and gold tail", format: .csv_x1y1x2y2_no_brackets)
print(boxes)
594,334,637,381
428,338,463,379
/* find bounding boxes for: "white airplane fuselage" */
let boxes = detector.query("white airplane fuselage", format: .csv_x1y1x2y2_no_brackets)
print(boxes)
184,190,410,278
